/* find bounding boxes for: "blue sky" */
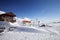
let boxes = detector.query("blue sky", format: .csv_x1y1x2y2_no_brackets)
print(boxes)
0,0,60,20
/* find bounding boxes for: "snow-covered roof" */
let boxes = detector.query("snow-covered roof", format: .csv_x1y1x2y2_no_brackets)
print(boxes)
0,11,6,15
22,17,31,21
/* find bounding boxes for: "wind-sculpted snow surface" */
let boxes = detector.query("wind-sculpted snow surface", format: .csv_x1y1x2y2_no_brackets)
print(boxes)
12,26,49,33
0,17,60,40
0,31,60,40
0,26,60,40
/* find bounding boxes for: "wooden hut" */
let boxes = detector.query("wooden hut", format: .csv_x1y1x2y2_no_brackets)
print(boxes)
0,12,16,33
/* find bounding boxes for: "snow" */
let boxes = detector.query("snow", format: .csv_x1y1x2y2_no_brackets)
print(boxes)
0,11,6,14
0,17,60,40
0,21,11,27
0,31,60,40
12,26,49,33
0,25,60,40
47,28,60,35
22,17,31,21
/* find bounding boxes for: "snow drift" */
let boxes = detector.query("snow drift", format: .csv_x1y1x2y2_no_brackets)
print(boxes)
8,17,60,35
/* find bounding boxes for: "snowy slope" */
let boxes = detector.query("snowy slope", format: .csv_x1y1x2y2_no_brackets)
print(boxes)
0,21,11,27
0,17,60,40
0,23,60,40
0,31,60,40
0,25,59,40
